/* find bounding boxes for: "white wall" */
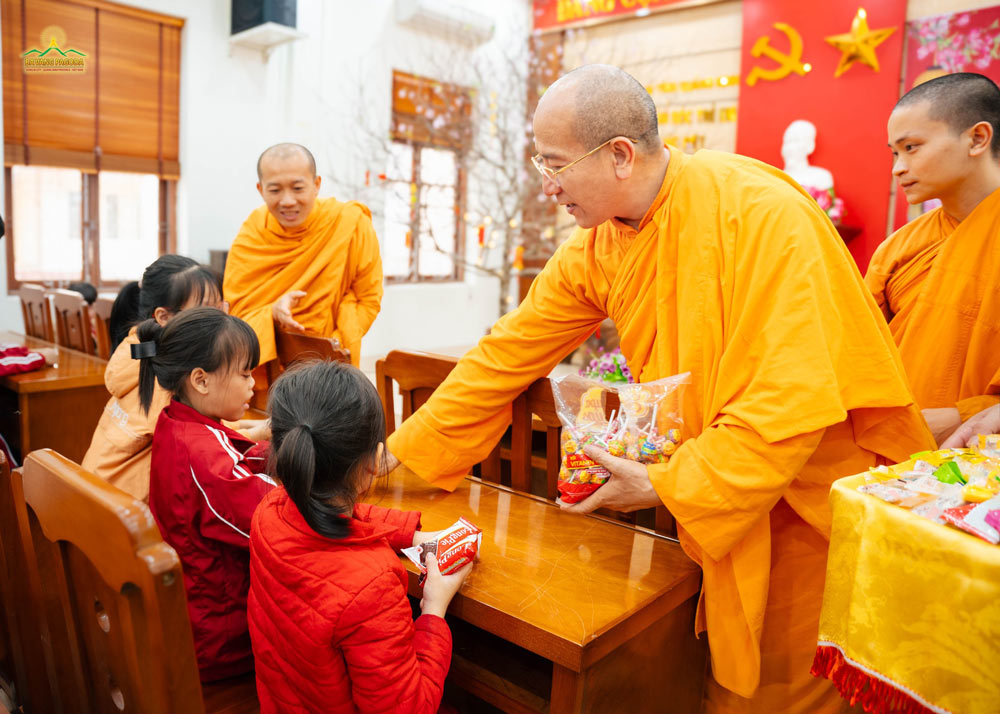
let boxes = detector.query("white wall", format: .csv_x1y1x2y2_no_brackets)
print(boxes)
0,0,530,355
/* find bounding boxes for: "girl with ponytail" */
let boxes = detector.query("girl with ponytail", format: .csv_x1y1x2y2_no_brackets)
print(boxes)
247,361,472,713
82,254,263,502
135,306,275,683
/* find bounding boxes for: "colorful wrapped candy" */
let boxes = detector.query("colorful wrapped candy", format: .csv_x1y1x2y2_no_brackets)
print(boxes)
402,517,482,584
859,443,1000,543
551,372,689,505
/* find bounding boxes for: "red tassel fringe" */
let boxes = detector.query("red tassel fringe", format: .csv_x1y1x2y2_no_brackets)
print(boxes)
811,646,941,714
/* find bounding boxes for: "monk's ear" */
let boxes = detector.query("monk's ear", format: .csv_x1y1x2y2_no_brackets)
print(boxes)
611,137,636,179
313,174,321,191
256,182,264,199
967,120,994,158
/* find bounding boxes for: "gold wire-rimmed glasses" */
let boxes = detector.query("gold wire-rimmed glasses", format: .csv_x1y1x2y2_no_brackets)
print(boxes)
531,136,636,184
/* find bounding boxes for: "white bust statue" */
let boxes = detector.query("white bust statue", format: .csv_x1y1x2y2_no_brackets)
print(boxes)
781,120,834,191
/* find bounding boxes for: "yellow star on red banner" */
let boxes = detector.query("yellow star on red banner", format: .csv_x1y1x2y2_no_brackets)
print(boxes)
825,8,896,77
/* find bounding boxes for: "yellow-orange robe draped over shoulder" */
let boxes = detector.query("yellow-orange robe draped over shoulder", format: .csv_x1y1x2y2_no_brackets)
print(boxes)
865,187,1000,420
387,147,934,711
224,196,383,367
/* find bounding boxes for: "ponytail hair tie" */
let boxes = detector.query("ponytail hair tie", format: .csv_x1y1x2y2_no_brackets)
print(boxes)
130,341,157,359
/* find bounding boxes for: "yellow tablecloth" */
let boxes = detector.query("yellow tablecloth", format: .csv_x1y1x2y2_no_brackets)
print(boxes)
812,474,1000,714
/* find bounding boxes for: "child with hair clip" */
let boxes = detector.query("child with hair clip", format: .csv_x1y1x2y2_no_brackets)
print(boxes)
83,254,268,502
248,361,472,714
134,306,276,683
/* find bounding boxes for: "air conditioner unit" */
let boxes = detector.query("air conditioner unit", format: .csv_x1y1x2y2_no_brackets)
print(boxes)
394,0,495,46
230,0,305,59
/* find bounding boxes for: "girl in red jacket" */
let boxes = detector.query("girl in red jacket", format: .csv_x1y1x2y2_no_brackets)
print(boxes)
248,361,471,714
134,307,275,682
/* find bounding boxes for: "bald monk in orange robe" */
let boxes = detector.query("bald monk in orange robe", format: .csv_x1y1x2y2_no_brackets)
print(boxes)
866,73,1000,445
224,143,383,369
382,65,935,713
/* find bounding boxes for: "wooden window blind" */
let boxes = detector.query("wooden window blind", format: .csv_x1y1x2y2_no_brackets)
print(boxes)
2,0,183,178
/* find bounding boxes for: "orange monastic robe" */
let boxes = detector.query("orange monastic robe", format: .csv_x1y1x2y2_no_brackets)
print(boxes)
387,148,934,712
224,197,383,367
865,187,1000,420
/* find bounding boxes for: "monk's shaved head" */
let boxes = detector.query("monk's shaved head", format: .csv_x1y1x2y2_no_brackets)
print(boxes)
895,72,1000,156
541,64,661,155
257,143,317,181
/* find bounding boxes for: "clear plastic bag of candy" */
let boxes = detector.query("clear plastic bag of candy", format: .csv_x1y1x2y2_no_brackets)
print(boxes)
550,372,690,505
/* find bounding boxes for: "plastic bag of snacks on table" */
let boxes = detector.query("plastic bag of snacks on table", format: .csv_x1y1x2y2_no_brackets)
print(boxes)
550,372,689,505
858,434,1000,543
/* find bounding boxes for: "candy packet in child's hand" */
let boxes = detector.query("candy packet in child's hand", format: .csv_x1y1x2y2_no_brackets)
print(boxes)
402,517,481,584
551,372,689,505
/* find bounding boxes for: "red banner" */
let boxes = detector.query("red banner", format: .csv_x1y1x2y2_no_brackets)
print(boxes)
736,0,907,270
532,0,691,33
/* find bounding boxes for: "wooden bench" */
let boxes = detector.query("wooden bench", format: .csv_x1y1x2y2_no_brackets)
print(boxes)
18,285,53,342
374,465,707,713
3,449,258,713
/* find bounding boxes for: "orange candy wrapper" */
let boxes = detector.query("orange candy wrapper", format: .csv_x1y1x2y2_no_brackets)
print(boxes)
403,517,481,584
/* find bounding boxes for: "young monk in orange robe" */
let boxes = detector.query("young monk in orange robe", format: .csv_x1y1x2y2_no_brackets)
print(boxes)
382,65,935,713
866,73,1000,445
224,143,383,369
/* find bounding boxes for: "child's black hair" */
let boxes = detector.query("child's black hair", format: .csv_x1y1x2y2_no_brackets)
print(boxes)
267,361,386,539
134,307,260,414
67,281,97,305
110,254,222,352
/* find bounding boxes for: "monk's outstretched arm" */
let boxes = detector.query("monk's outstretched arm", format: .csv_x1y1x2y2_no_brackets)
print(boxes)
387,237,609,490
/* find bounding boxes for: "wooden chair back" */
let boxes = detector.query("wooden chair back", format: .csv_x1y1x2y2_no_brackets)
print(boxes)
18,449,207,714
19,284,53,342
266,330,351,384
376,350,460,434
0,451,40,713
90,296,115,360
511,377,676,536
49,289,95,355
375,350,503,482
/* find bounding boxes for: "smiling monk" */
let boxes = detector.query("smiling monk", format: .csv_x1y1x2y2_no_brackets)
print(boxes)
223,143,383,373
866,73,1000,445
382,64,934,712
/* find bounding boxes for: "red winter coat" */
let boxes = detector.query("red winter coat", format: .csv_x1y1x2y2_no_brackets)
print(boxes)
149,399,275,682
248,488,452,714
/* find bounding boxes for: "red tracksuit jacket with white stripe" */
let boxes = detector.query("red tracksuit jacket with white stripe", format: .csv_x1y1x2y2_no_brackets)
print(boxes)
0,346,45,376
148,399,274,682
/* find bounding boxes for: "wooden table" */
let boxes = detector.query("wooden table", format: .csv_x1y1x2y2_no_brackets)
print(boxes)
1,331,107,463
372,466,707,714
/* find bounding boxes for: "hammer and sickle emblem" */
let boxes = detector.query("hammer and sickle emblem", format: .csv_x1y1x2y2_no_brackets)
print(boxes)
746,23,808,87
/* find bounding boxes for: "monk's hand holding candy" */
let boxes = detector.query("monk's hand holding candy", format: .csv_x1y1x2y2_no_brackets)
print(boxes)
561,444,663,514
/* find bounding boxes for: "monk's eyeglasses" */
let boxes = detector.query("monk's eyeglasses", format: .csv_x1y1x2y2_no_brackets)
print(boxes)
531,136,637,185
